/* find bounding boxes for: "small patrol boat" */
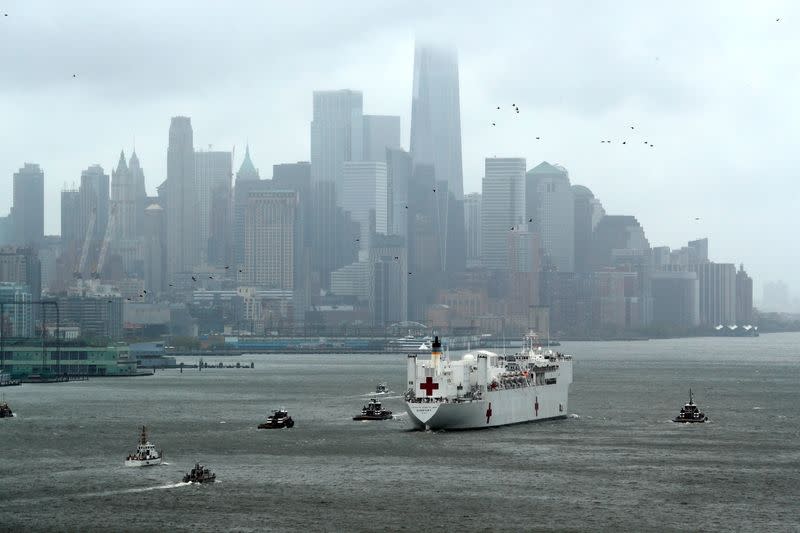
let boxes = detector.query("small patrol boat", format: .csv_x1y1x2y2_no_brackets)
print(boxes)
0,398,13,418
673,389,708,423
258,408,295,429
125,426,163,466
376,382,388,394
353,398,393,421
182,463,216,483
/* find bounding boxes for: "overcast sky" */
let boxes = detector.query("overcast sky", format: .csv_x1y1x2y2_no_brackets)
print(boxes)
1,0,797,298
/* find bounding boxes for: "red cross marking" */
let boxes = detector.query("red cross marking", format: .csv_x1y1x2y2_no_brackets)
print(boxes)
420,376,439,396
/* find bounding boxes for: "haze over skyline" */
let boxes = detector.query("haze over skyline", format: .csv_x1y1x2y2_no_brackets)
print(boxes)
1,0,798,295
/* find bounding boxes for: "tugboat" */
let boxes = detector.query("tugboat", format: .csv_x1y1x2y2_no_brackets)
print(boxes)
673,389,708,423
258,408,295,429
182,463,216,483
124,426,163,466
376,382,389,394
0,397,13,418
353,398,393,421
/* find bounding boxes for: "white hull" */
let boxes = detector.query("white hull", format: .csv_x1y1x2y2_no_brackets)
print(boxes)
125,458,162,467
405,382,569,430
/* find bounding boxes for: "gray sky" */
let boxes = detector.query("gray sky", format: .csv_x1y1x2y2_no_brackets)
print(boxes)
1,0,797,298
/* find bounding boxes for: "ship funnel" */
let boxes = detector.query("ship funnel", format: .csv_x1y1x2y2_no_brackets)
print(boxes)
431,336,442,371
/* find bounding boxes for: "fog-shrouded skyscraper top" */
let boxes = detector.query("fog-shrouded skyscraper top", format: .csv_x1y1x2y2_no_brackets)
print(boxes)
410,43,464,200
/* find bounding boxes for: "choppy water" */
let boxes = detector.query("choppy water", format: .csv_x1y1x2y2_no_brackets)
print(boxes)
1,333,799,532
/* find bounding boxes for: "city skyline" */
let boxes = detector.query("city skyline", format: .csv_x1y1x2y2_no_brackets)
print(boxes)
1,1,798,294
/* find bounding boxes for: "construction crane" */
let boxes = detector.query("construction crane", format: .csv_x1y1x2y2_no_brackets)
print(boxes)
92,203,118,279
74,209,96,279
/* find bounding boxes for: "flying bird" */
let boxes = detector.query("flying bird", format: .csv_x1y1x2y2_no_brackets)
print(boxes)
404,205,408,209
528,218,533,222
239,269,243,273
142,290,147,294
208,276,214,279
622,141,627,145
408,272,413,275
630,126,634,130
695,217,701,221
491,122,496,126
535,137,540,140
776,18,781,22
72,74,77,78
191,276,197,281
224,266,230,269
496,106,500,110
432,188,436,192
355,238,360,242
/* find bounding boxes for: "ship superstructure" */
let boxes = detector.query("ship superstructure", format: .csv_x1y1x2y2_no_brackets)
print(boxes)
124,426,163,467
404,334,573,430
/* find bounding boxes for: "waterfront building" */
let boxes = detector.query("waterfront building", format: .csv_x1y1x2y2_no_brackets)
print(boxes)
0,344,136,379
736,264,753,324
689,262,737,326
650,271,700,328
0,282,33,338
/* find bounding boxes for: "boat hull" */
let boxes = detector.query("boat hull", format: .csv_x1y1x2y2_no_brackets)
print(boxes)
353,414,393,421
405,383,569,430
125,458,162,467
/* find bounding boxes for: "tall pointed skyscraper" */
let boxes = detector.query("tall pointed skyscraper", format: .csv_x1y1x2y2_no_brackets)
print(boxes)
111,150,136,239
165,116,199,281
128,150,148,237
409,43,465,274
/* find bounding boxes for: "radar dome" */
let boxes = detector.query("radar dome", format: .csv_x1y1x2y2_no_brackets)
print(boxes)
462,353,476,365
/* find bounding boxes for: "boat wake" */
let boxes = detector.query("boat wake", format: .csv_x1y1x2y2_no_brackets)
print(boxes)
5,482,192,505
569,413,580,419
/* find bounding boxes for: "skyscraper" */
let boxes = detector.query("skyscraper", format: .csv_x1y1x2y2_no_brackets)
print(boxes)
11,163,44,247
341,161,388,251
195,150,232,266
243,191,297,290
111,151,138,240
526,162,574,272
233,146,268,267
410,43,466,274
735,264,753,324
572,185,605,273
310,90,363,190
464,193,482,268
110,151,146,275
128,151,148,237
386,148,412,236
310,90,363,286
165,116,198,280
362,115,401,161
143,203,166,295
410,44,464,199
481,158,526,271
